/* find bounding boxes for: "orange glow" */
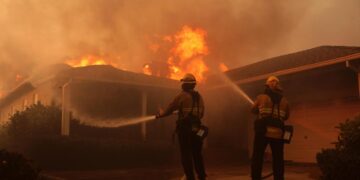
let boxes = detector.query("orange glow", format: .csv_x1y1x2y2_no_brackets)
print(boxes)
168,26,209,82
148,43,160,53
219,63,229,72
144,26,210,83
143,64,152,75
173,26,209,60
66,56,118,68
163,35,172,42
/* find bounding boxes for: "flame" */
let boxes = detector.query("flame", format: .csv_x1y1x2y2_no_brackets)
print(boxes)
173,26,209,60
144,25,210,83
66,56,118,68
219,63,229,72
143,64,152,75
168,26,209,82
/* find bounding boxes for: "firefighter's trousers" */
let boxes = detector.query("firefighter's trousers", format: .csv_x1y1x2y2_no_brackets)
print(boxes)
178,128,207,180
251,132,284,180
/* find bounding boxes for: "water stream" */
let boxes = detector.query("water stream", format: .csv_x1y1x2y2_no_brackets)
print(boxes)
74,115,157,128
214,72,255,105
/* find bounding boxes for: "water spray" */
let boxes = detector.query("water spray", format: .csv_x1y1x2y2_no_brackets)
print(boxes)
212,71,254,105
72,111,179,128
76,115,157,128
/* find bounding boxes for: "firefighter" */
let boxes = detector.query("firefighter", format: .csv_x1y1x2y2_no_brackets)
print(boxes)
156,73,207,180
251,76,290,180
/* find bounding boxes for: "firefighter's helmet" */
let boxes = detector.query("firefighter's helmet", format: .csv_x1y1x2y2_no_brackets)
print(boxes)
180,73,196,84
266,76,280,85
266,75,283,91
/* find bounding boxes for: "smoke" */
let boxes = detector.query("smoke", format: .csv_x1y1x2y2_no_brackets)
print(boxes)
0,0,359,94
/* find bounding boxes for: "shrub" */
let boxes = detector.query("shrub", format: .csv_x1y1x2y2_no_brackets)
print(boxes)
335,117,360,152
0,149,40,180
5,103,61,140
1,103,174,170
317,115,360,180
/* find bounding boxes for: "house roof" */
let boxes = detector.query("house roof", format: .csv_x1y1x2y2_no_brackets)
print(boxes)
226,46,360,82
56,65,179,89
0,65,179,109
0,82,35,108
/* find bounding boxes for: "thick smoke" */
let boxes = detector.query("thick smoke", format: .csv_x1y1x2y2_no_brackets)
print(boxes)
0,0,359,94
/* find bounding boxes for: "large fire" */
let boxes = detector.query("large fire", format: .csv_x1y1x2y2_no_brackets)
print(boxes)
144,26,210,83
65,26,216,83
65,56,118,68
170,26,209,82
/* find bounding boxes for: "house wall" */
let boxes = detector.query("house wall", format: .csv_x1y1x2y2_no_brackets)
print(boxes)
0,82,55,124
282,64,359,162
60,80,178,142
286,98,360,162
0,79,178,143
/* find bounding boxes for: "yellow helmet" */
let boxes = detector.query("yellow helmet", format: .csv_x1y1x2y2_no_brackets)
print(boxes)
180,73,196,84
266,75,280,85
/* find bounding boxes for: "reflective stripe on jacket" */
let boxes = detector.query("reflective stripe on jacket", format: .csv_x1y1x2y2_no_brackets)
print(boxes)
162,90,205,119
252,94,290,121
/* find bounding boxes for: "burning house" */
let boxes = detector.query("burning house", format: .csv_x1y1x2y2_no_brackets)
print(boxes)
0,25,216,148
207,46,360,163
0,64,180,142
1,19,359,164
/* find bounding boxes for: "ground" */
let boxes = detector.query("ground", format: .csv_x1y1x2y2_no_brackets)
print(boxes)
44,163,321,180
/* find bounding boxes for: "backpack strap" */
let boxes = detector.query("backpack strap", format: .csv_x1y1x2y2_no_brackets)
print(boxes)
271,97,282,119
189,91,200,117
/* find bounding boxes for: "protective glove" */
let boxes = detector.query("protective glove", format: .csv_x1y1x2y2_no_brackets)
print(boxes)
155,108,164,119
